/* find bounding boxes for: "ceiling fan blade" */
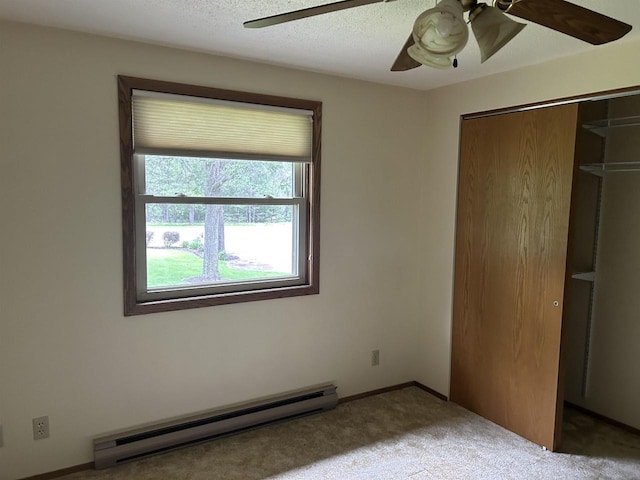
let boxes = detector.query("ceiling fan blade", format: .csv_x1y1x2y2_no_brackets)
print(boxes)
244,0,388,29
504,0,632,45
391,34,421,71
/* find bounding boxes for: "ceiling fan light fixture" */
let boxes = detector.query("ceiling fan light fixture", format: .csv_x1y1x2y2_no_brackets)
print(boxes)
407,45,453,69
408,0,469,69
470,4,526,63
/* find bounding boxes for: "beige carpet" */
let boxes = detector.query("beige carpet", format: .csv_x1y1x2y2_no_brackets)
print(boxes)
60,387,640,479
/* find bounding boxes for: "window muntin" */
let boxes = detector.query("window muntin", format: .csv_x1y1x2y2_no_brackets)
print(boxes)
118,76,321,315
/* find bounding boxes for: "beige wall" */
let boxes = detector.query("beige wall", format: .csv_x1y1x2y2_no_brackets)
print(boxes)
2,18,640,480
0,21,428,479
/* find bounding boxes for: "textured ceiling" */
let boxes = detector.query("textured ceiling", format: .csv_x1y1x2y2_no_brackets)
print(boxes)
0,0,638,90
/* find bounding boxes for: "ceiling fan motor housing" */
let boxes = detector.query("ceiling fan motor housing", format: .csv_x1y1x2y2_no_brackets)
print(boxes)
459,0,479,12
494,0,516,12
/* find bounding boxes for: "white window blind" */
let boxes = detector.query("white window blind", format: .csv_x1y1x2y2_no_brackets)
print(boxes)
132,91,314,162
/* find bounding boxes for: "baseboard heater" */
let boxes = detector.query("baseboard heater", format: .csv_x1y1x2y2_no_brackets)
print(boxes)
94,383,338,469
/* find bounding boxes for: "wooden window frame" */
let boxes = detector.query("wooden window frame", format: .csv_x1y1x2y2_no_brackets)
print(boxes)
118,76,322,316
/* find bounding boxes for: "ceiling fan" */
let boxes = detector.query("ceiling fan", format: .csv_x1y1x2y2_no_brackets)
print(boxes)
243,0,632,71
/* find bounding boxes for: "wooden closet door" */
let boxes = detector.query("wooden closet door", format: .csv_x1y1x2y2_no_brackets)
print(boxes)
451,104,579,450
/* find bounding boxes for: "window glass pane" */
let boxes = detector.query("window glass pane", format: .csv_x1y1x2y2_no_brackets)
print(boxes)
144,156,294,198
145,204,296,290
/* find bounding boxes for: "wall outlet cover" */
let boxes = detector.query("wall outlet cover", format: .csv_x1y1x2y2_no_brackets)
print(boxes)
33,416,50,440
372,349,380,366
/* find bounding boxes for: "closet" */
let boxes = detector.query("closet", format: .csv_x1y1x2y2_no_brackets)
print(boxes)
450,89,640,452
564,94,640,432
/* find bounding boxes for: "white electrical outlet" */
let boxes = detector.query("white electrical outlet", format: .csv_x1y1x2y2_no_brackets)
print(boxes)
32,416,50,440
372,349,380,366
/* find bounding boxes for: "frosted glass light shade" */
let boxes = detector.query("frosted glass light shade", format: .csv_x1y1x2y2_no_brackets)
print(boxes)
407,44,453,69
471,5,526,63
408,0,469,69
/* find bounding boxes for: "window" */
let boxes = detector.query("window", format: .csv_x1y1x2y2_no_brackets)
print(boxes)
118,76,321,315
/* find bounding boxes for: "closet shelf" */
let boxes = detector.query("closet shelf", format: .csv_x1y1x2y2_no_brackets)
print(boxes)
572,272,595,282
579,161,640,177
583,115,640,137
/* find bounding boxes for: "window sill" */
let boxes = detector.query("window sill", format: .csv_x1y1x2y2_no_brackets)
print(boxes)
124,283,319,316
